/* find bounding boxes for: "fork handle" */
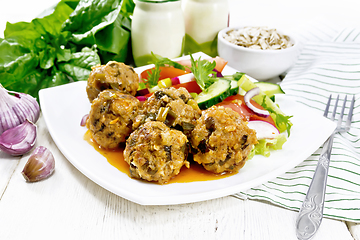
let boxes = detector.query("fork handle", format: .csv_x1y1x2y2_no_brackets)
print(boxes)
295,133,335,240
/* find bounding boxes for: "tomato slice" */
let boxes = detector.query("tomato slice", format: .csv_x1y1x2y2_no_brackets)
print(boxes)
172,81,202,94
140,66,189,81
216,94,276,126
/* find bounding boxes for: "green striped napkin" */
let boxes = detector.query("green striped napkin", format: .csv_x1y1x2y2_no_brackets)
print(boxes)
234,28,360,223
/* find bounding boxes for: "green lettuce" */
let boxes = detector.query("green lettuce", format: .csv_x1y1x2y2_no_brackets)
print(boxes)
248,134,288,159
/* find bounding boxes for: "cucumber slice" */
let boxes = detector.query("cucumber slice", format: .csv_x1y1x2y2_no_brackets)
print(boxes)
229,80,239,95
254,82,285,97
195,79,231,109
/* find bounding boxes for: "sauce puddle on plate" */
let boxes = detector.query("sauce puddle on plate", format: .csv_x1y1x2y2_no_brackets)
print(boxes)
84,130,235,184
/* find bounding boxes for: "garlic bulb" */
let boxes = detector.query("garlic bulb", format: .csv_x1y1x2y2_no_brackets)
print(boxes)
0,120,37,156
0,84,40,135
22,146,55,182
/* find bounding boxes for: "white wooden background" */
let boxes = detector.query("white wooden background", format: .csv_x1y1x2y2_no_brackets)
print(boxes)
1,0,360,239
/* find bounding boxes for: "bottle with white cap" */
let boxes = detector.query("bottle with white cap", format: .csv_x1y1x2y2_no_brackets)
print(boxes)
131,0,185,67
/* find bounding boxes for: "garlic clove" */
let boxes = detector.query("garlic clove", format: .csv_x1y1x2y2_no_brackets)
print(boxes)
0,84,40,135
0,119,37,156
21,146,55,182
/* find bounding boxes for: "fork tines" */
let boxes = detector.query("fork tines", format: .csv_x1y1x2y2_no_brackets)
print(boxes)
324,94,355,132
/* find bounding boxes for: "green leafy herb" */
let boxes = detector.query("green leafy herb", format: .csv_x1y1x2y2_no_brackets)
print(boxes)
0,1,78,99
190,55,216,92
144,52,186,88
150,53,186,71
0,0,135,100
62,0,135,63
222,72,293,136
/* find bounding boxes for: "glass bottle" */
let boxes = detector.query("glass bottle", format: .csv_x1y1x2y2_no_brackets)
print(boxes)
131,0,185,67
183,0,229,57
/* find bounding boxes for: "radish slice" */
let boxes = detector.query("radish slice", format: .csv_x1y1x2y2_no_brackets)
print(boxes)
171,77,180,85
247,120,279,140
173,73,195,84
244,87,270,118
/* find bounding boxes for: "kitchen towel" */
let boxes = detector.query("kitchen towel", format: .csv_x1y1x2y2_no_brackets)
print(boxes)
233,28,360,223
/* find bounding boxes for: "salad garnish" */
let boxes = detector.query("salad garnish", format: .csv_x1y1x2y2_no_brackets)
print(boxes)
189,55,217,92
223,72,293,136
142,52,186,89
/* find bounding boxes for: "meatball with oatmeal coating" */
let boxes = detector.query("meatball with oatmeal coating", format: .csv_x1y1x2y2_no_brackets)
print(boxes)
124,121,190,184
86,61,139,102
132,87,201,137
87,90,140,149
190,106,258,174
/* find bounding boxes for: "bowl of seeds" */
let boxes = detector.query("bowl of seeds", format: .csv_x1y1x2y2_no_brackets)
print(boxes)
217,26,300,81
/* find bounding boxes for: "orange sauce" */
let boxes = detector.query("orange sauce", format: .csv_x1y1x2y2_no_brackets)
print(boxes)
84,130,236,184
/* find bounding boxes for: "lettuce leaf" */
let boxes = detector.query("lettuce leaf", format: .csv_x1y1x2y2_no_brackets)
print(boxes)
248,134,288,159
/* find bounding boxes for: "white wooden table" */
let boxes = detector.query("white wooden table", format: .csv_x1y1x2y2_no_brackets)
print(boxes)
1,0,360,239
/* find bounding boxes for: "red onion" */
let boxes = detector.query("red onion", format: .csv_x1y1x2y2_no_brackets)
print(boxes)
137,88,150,96
247,120,279,140
213,68,223,77
0,119,37,156
80,114,89,127
244,87,270,118
136,96,147,102
0,85,40,135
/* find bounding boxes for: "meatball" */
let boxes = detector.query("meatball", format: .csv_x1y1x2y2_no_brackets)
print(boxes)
86,61,139,102
132,87,201,137
87,90,140,149
190,106,258,174
124,121,190,184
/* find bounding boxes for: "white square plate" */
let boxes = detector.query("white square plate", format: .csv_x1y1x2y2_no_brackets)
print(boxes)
39,53,336,205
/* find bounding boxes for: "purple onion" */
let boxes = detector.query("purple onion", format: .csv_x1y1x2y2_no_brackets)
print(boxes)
137,88,150,96
213,68,223,77
244,87,270,118
136,96,147,102
80,114,89,127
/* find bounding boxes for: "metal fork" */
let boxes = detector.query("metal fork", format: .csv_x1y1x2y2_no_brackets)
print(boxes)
295,94,355,240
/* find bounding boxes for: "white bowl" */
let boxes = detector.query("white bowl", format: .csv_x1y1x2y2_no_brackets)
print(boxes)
217,26,301,81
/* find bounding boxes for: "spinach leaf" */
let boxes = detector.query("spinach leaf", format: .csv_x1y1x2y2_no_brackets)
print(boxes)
58,47,101,81
0,39,39,89
37,70,69,90
4,1,74,50
62,0,135,63
0,0,133,100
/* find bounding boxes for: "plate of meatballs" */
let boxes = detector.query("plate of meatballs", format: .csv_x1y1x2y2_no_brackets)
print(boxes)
40,53,336,205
